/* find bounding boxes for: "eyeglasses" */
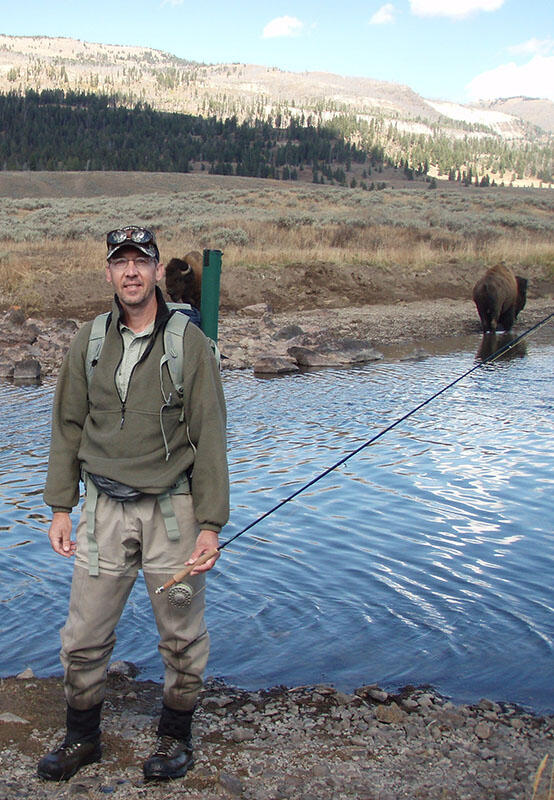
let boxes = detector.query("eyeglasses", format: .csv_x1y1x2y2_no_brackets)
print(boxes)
109,256,155,270
106,226,156,247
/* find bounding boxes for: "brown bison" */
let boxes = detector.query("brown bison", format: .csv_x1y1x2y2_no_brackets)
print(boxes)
165,250,202,308
472,265,528,333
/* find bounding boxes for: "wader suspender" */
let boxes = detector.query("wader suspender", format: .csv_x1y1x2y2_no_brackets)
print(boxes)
83,310,192,575
84,473,100,576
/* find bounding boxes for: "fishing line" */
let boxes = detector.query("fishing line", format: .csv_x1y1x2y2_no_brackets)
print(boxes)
156,311,553,599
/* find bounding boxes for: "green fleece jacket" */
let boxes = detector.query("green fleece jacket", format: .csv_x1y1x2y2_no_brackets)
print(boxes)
44,290,229,532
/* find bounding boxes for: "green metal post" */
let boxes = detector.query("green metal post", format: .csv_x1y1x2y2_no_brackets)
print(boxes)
200,249,222,343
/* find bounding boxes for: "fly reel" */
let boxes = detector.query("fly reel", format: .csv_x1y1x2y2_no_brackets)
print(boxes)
167,582,194,608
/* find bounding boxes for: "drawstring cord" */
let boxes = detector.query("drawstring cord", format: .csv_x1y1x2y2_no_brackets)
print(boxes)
159,355,172,461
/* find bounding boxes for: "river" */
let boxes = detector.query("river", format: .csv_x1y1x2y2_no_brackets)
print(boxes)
0,328,552,713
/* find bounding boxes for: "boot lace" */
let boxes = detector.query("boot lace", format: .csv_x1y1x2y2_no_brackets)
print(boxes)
152,735,179,758
56,740,87,755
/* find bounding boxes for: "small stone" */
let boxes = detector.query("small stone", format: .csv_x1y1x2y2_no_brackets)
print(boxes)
417,693,436,708
253,356,299,375
107,660,139,677
334,691,355,705
219,771,244,795
16,667,35,679
202,694,234,708
6,308,26,325
230,727,256,742
475,721,492,739
273,324,304,340
368,689,389,703
69,777,102,795
376,702,406,724
239,303,269,318
0,712,30,724
478,698,502,713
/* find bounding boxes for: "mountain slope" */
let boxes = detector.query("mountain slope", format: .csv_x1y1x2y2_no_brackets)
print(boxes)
0,33,547,140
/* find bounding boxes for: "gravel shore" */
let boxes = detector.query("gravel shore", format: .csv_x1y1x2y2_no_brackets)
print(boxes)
1,668,552,800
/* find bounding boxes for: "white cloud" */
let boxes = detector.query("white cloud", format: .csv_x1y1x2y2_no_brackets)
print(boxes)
161,0,184,6
370,4,396,25
507,37,554,57
262,16,304,39
410,0,504,19
466,55,554,101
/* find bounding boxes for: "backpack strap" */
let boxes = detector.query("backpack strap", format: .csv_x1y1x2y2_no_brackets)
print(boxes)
162,310,190,397
85,312,111,386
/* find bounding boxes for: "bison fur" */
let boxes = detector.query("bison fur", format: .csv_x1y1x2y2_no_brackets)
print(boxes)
165,250,202,309
472,265,528,333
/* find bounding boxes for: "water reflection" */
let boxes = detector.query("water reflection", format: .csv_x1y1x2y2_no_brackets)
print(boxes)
476,332,528,362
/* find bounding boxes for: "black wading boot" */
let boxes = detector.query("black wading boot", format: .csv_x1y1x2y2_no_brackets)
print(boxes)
37,702,102,781
143,704,194,780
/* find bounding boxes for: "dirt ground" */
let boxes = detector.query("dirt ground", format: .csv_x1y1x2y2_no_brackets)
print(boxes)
25,256,554,323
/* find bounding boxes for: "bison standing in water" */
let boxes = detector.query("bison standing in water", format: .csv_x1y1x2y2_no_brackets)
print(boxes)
472,265,528,333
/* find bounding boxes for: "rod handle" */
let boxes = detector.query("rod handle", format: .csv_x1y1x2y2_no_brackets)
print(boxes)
156,548,220,594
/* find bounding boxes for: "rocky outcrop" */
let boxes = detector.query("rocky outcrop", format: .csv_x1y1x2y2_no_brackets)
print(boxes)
0,308,80,380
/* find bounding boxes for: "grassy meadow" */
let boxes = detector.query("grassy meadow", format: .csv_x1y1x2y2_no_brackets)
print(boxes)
0,173,553,314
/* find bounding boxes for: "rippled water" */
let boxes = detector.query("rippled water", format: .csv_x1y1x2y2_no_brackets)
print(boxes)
1,329,553,713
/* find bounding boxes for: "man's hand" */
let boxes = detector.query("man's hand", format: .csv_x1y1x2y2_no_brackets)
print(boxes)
48,511,76,557
186,529,220,574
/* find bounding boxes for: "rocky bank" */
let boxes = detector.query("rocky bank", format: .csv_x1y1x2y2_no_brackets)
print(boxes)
1,296,553,380
1,666,552,800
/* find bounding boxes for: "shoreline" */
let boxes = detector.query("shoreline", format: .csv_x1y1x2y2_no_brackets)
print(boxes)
1,295,553,380
1,669,552,800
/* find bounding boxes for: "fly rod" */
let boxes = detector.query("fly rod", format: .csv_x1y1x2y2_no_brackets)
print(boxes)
156,311,553,597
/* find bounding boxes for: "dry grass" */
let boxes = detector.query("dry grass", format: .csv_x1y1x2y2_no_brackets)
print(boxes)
0,176,553,313
532,755,554,800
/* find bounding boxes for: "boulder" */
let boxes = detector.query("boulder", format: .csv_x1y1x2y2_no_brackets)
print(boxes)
13,358,41,382
288,342,382,367
239,303,270,318
273,324,305,340
253,356,299,375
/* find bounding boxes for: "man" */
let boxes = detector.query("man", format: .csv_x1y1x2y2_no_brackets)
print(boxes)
38,225,229,782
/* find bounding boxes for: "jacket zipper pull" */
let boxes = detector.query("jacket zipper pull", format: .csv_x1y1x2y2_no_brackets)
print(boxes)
120,402,126,429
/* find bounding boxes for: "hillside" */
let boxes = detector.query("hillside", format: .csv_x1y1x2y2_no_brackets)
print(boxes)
0,33,552,186
0,33,547,136
482,96,554,134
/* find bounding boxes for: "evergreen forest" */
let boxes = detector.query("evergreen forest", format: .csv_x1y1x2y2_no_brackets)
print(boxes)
0,89,552,186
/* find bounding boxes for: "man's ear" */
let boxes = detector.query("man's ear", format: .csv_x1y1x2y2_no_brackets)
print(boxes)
105,263,113,285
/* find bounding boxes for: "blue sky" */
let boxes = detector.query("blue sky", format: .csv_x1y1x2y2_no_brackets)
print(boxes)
1,0,553,102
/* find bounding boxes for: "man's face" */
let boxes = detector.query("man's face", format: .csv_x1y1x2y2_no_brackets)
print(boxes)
106,246,164,308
